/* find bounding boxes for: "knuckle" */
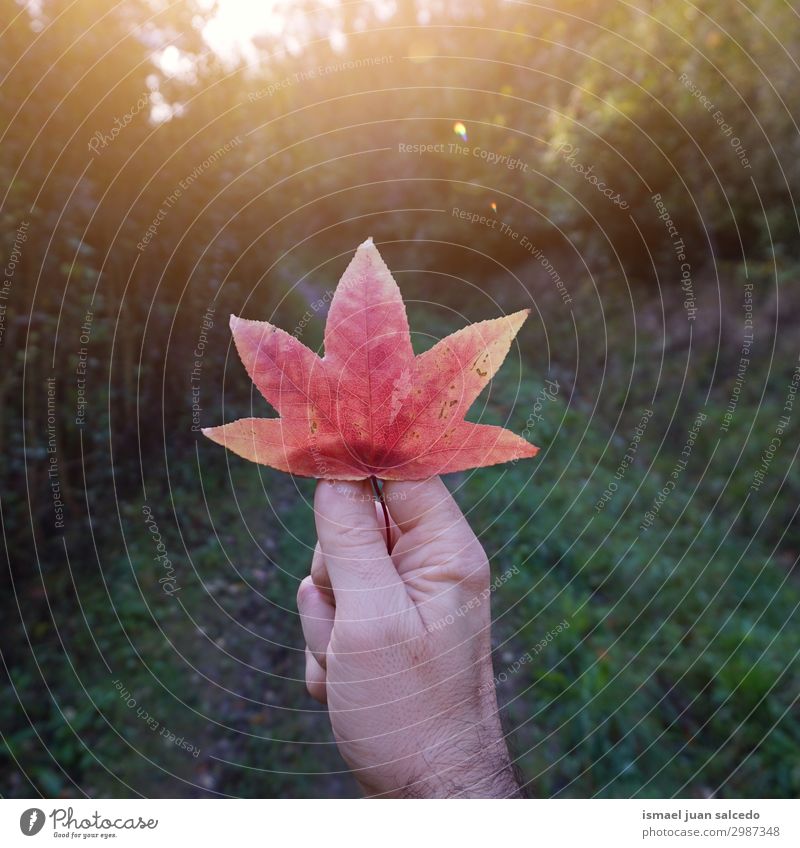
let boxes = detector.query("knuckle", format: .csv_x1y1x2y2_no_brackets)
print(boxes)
310,556,328,587
424,535,490,589
334,521,377,548
456,549,491,591
296,575,315,608
306,679,327,704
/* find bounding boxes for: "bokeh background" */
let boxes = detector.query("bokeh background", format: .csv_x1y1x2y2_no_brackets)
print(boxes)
2,0,799,798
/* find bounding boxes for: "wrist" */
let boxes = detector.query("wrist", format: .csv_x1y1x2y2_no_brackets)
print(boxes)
404,700,520,798
353,703,521,798
408,739,522,798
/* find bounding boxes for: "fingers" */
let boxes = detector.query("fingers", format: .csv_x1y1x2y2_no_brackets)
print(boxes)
314,480,410,619
300,559,333,702
297,576,335,668
382,476,476,541
310,542,333,599
381,477,489,590
304,647,327,703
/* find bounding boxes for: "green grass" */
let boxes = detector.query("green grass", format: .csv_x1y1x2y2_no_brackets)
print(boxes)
464,369,800,797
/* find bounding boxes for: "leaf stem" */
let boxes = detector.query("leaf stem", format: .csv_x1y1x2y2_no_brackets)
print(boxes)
370,474,392,553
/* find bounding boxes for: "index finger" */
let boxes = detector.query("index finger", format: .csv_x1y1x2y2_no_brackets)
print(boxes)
381,477,489,592
381,477,473,537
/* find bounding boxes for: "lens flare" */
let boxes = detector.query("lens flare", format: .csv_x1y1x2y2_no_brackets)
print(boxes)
453,121,467,141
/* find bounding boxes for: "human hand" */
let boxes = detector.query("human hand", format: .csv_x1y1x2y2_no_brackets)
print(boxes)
296,476,521,798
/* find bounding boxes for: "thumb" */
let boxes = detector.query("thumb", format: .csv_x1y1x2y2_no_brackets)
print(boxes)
314,480,410,620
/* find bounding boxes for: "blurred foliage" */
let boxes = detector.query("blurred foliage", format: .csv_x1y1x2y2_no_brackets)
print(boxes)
1,0,799,798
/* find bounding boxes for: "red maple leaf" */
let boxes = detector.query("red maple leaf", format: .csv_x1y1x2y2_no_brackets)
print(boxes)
203,238,539,480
